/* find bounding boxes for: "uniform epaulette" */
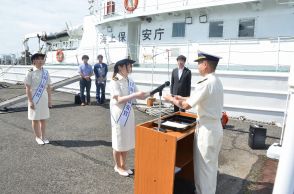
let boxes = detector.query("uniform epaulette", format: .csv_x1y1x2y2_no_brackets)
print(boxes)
197,78,207,84
112,76,119,81
28,68,33,72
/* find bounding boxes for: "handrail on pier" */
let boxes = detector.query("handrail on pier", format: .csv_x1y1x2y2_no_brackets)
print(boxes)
0,75,81,110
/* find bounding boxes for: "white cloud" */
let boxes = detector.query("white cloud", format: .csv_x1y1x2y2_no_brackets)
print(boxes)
18,21,45,31
0,0,89,54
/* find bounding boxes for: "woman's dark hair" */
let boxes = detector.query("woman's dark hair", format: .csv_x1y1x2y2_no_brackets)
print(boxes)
112,64,120,79
112,63,132,79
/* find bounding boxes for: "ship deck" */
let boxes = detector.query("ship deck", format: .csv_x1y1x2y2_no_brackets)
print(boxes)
0,82,280,194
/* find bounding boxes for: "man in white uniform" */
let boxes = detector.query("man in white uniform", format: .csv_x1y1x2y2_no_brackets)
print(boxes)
164,51,223,194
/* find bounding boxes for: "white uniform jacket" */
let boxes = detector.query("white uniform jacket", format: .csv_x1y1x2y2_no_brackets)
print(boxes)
186,73,224,194
109,74,138,152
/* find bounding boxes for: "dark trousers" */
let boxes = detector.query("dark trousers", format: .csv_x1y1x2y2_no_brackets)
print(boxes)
174,105,186,112
80,79,91,104
95,81,106,103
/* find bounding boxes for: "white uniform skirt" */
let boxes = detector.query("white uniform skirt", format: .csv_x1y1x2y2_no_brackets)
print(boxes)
28,90,50,120
110,107,135,152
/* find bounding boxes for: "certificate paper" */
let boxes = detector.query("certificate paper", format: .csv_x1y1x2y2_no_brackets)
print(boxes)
161,121,188,129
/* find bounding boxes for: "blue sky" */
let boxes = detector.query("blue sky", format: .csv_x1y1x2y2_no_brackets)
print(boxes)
0,0,89,55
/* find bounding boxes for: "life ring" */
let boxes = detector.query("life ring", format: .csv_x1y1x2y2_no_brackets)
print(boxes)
124,0,138,12
56,50,64,62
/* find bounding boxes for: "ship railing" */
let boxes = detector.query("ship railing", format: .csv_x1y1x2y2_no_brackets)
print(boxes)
0,63,18,78
74,36,294,72
133,36,294,72
43,36,294,73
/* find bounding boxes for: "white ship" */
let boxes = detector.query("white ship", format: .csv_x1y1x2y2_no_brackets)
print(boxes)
1,0,294,123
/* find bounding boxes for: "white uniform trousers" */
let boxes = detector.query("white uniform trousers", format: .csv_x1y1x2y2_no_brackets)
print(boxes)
194,119,223,194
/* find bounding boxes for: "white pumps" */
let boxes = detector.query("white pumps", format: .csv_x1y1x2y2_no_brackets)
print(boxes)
114,165,129,176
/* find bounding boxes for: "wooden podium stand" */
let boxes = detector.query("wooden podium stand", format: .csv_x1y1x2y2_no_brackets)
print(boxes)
134,112,197,194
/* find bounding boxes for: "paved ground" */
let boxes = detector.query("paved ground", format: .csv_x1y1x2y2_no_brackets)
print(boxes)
0,83,280,194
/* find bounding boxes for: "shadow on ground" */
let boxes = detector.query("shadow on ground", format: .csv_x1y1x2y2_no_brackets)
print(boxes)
0,103,79,113
224,124,280,141
173,173,273,194
218,173,273,194
50,140,112,148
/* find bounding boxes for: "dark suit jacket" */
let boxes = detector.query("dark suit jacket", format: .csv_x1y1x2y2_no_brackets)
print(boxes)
170,67,191,97
93,63,108,79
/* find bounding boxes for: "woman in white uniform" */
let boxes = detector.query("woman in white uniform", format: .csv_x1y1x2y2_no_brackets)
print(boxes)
24,53,52,145
164,51,223,194
109,58,147,176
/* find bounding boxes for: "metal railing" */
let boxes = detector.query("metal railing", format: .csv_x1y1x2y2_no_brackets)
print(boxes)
3,36,291,74
81,36,294,72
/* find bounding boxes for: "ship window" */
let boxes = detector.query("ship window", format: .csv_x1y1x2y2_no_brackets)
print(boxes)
209,21,223,38
238,18,255,37
172,23,185,37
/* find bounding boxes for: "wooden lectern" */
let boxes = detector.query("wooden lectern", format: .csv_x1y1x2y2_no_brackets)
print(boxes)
134,112,197,194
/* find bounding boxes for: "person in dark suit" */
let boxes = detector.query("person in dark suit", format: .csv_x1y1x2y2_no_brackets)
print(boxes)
170,55,191,112
94,55,108,104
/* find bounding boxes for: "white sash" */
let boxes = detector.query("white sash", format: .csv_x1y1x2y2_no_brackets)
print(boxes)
32,69,49,105
117,78,135,126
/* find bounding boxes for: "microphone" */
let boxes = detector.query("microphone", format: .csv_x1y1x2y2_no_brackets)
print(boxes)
150,81,170,96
